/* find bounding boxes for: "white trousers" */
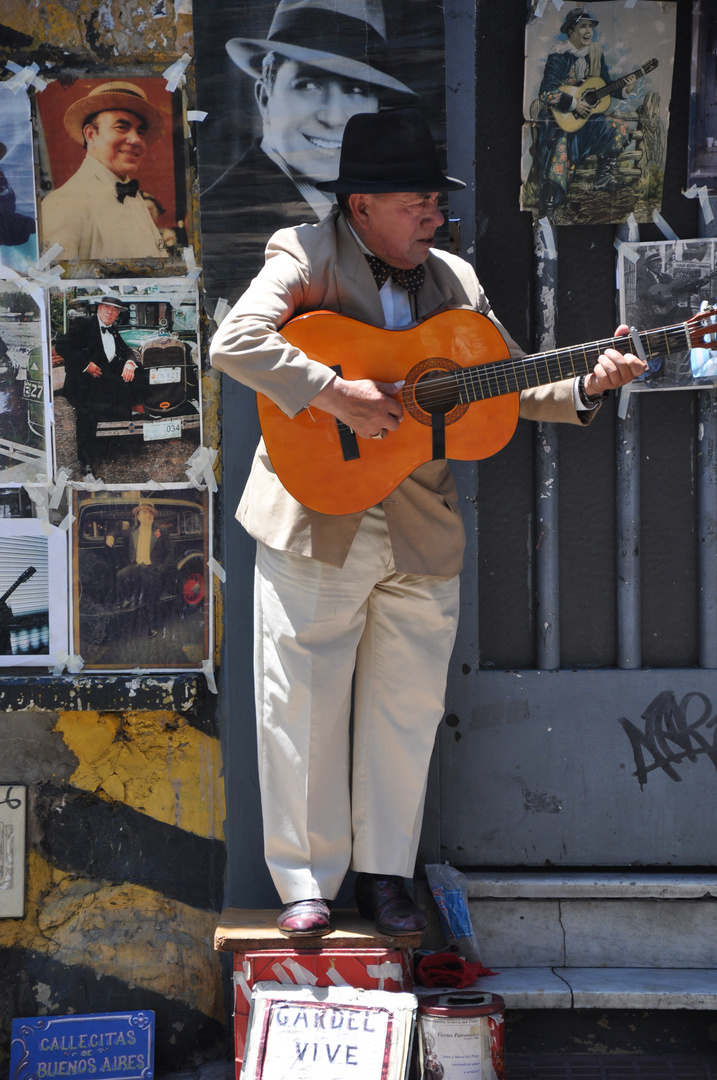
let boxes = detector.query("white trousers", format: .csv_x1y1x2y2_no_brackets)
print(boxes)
254,505,460,903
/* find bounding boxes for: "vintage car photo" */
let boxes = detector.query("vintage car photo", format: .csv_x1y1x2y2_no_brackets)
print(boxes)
51,280,201,484
71,487,209,670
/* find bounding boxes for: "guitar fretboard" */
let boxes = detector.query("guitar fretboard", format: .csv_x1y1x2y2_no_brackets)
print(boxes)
454,323,692,405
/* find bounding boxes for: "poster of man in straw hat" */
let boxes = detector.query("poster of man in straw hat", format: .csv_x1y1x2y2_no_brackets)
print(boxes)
35,77,189,264
194,0,446,305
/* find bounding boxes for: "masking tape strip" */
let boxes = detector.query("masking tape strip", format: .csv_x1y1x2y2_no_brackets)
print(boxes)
283,960,318,986
163,53,192,93
699,188,715,226
50,468,72,510
213,298,230,326
615,238,639,263
24,482,49,518
187,110,208,122
325,967,350,987
58,511,75,533
625,0,638,8
52,651,85,676
538,217,557,259
534,0,549,15
366,962,404,991
38,243,64,270
626,212,639,243
208,556,226,583
271,963,294,985
651,209,679,241
202,658,217,694
5,61,47,93
186,445,218,491
232,970,252,1004
618,383,633,420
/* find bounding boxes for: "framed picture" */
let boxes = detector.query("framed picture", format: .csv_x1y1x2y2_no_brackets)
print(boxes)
34,75,191,268
194,0,447,305
521,0,677,224
0,518,68,668
618,238,717,388
50,278,201,484
71,486,210,670
0,79,38,270
0,276,50,484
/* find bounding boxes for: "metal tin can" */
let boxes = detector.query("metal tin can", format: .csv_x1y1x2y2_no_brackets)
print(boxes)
417,991,505,1080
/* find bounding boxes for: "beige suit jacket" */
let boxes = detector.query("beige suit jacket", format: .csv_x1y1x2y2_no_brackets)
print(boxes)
210,210,597,577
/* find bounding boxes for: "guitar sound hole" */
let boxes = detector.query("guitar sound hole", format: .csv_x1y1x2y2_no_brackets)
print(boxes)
414,369,459,415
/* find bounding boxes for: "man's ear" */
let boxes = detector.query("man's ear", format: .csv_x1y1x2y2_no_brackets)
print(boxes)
255,80,270,118
349,193,370,223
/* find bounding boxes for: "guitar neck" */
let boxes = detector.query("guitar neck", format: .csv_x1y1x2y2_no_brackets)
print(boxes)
597,67,643,103
455,322,691,404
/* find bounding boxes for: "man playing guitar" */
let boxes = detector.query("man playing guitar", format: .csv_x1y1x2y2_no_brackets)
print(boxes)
210,108,645,939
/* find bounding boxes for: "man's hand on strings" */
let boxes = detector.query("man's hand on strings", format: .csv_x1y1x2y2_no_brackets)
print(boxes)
583,324,648,396
309,374,404,439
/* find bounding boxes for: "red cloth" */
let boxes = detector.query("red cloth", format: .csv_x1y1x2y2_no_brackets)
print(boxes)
415,952,497,988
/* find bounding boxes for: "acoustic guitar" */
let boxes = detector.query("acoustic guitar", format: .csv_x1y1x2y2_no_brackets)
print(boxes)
256,306,717,516
551,58,658,133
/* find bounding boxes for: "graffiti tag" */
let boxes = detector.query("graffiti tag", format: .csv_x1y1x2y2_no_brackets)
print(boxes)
618,690,717,787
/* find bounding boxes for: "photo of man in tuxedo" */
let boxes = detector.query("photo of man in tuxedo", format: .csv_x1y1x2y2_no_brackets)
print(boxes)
53,293,146,480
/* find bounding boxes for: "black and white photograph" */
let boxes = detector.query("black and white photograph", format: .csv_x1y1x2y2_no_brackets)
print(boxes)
34,75,190,267
0,276,49,484
194,0,447,306
51,279,201,484
0,518,68,668
521,0,676,224
0,80,38,271
71,487,210,671
618,238,717,388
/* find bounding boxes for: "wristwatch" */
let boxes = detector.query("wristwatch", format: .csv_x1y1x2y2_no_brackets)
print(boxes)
578,374,608,409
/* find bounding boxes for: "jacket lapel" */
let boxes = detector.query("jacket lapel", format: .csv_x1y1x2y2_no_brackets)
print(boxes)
334,214,388,327
417,253,458,320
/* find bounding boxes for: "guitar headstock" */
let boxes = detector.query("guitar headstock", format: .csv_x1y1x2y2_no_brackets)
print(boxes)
643,58,659,75
17,567,36,586
686,305,717,349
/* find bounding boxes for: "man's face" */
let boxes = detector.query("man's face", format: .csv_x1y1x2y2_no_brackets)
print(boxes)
97,303,121,326
352,192,444,269
256,60,379,183
84,110,148,179
137,507,154,526
568,20,595,48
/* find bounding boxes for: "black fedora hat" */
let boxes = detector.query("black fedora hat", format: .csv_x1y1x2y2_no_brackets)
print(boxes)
315,108,465,193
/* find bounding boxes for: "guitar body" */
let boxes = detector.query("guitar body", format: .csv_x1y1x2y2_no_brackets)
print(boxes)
257,309,520,516
551,77,611,132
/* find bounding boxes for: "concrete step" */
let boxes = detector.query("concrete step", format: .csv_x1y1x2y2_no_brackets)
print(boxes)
465,873,717,969
449,967,717,1010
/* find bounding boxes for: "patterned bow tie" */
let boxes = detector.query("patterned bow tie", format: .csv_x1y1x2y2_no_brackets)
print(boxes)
365,254,425,295
116,179,139,203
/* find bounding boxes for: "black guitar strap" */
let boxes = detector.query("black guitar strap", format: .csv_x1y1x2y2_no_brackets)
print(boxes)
431,411,445,460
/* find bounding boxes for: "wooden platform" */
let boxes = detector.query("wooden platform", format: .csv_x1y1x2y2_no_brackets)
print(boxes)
214,908,423,952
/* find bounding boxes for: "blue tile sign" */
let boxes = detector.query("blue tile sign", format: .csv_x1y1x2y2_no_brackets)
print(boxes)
10,1011,155,1080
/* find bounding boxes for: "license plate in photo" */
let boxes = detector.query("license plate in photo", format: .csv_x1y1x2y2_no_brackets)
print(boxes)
149,366,181,384
23,381,43,400
143,418,182,441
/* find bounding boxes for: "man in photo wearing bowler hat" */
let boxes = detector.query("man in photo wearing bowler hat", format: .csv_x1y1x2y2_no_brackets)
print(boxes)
53,292,145,480
40,81,169,261
200,0,417,303
210,108,647,938
535,7,641,218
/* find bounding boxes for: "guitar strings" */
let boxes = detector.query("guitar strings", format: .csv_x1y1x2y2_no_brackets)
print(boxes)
403,322,697,411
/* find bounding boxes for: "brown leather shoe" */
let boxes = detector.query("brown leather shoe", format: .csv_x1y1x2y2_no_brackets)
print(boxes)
277,898,332,937
354,873,427,935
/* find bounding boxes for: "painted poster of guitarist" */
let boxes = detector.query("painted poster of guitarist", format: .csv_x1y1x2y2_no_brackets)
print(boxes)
522,1,676,225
